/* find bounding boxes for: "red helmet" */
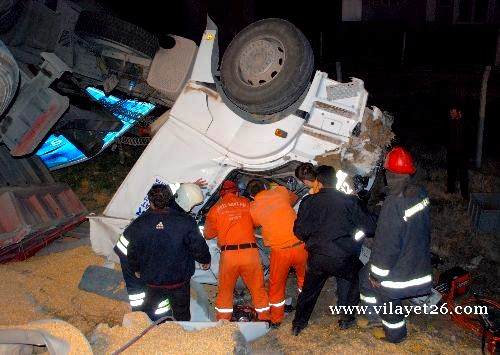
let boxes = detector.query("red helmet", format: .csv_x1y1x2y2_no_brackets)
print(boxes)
384,147,416,174
220,180,238,196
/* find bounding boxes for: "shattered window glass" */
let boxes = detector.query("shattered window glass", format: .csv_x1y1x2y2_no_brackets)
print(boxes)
36,88,155,169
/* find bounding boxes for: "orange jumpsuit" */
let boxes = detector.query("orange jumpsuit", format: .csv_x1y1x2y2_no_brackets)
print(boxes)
250,186,308,324
203,193,270,321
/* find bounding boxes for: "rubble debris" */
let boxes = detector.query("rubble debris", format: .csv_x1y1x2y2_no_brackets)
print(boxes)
315,151,342,171
91,312,241,354
341,137,384,176
315,107,394,177
360,108,395,149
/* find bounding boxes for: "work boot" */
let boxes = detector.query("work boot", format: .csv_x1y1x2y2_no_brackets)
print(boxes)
372,327,385,339
291,325,304,336
284,304,296,314
357,315,383,329
284,297,295,314
338,315,356,330
269,322,281,329
372,327,406,344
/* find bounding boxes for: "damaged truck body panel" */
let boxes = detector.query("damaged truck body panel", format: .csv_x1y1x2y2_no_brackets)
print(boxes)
0,145,88,263
1,52,71,157
89,23,393,267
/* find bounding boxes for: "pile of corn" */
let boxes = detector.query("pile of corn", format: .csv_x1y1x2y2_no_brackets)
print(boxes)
91,312,240,354
0,319,92,355
0,246,128,334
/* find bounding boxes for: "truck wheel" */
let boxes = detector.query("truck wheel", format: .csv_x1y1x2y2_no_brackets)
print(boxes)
220,18,314,117
0,41,19,117
75,11,159,59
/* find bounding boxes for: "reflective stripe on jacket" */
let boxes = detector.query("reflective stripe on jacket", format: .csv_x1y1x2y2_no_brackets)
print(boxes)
293,188,376,259
370,185,432,298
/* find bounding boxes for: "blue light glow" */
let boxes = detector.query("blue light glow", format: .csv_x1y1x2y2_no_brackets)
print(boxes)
36,88,155,169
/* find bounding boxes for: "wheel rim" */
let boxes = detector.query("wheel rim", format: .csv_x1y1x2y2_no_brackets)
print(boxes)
238,36,285,87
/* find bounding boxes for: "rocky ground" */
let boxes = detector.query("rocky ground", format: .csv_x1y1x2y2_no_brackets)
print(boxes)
251,279,483,354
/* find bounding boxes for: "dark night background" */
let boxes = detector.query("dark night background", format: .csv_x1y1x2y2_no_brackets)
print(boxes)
98,0,499,162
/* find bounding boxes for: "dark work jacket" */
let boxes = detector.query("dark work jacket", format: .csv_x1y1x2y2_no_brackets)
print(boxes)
294,188,376,265
114,200,185,270
126,208,210,286
370,185,432,299
169,200,186,213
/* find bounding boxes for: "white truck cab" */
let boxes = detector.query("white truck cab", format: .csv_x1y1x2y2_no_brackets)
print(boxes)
89,18,393,268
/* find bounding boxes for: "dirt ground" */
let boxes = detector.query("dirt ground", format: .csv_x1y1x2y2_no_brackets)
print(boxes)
0,246,128,336
1,161,498,354
1,142,496,353
251,278,482,354
0,244,486,354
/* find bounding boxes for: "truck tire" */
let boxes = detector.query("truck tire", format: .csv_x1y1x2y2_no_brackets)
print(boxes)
0,40,19,117
220,18,314,116
75,11,159,59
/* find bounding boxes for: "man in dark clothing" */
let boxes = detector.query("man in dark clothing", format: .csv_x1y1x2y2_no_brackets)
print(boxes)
359,147,432,343
114,181,207,315
113,188,185,313
124,184,211,321
291,165,377,335
114,241,147,313
446,107,469,199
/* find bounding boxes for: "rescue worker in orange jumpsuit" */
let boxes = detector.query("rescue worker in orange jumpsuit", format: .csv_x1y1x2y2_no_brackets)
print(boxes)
246,179,308,328
203,180,270,321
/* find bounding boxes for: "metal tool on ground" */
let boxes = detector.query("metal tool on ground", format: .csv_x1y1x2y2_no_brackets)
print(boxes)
111,315,175,355
436,267,500,354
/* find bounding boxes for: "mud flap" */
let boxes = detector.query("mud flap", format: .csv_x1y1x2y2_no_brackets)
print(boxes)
78,264,128,302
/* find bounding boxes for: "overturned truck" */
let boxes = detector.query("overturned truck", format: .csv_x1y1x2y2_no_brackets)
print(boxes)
89,18,394,277
0,12,395,350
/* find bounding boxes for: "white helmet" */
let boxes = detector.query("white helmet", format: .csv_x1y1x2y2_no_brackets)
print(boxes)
175,183,204,212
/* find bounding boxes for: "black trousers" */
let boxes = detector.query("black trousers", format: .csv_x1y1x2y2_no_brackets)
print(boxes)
119,256,147,312
293,254,362,328
447,150,469,198
145,281,191,321
359,265,407,343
